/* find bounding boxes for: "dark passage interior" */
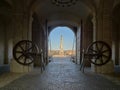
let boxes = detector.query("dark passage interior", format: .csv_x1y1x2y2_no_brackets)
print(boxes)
0,0,120,89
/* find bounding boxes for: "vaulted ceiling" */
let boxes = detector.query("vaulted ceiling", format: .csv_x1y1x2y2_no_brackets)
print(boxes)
0,0,120,27
31,0,97,27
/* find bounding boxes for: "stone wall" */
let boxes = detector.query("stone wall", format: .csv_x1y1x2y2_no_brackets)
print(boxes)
0,20,5,65
112,3,120,65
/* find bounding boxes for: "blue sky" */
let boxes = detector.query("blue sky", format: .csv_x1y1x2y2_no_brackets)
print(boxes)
49,26,75,50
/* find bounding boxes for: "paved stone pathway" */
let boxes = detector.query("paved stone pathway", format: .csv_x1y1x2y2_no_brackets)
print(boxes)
0,57,120,90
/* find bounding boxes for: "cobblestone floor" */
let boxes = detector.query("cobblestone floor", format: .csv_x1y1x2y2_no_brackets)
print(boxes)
0,57,120,90
0,72,25,88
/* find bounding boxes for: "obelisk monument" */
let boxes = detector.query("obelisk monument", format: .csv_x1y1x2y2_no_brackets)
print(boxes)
59,35,64,56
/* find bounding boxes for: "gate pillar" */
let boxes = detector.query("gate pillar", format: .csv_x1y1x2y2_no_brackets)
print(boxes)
91,0,114,73
10,10,33,73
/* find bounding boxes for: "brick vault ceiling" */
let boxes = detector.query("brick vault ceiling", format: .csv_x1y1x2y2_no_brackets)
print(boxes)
31,0,97,26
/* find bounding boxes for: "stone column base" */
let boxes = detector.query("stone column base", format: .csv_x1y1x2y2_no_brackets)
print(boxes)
10,59,33,73
91,60,114,74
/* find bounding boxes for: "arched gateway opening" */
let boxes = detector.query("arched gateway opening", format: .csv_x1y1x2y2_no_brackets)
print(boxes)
48,26,76,59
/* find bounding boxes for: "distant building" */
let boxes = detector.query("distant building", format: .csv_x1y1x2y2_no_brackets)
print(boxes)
48,35,75,57
48,50,75,56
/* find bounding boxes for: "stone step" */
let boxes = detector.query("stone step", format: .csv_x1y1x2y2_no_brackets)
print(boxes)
0,65,10,74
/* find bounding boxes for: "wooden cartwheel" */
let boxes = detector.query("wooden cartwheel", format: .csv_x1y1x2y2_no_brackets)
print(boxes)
13,40,39,65
80,41,112,72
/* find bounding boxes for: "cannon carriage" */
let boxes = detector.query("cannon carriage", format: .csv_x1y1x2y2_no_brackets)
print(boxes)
80,41,112,72
13,40,46,72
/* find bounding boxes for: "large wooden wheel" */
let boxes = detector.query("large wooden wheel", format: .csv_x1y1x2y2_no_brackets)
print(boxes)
86,41,111,66
13,40,39,65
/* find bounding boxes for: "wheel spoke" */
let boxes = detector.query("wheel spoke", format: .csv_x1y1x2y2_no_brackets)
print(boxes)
102,49,109,53
100,57,103,64
19,44,24,51
102,54,109,58
18,54,24,60
28,56,33,62
27,46,34,51
99,44,104,51
16,51,23,53
96,43,99,50
89,48,97,53
24,57,27,64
